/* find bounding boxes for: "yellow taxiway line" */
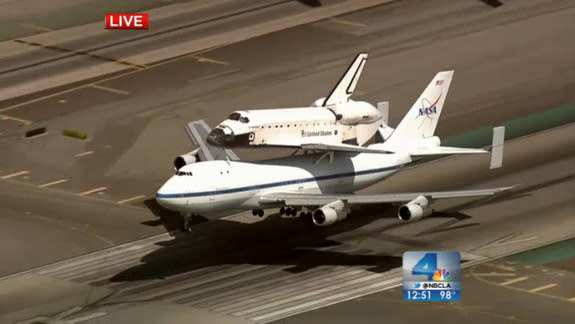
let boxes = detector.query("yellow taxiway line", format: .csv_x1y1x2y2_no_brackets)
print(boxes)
500,276,528,286
39,178,69,188
1,170,29,179
78,186,107,196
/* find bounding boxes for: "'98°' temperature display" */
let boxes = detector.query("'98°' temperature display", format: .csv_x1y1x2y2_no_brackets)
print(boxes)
403,251,461,301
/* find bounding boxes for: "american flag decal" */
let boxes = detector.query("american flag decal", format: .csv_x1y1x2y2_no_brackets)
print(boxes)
436,80,444,86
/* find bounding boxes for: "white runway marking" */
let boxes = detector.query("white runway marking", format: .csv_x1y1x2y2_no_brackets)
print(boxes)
39,178,69,188
474,272,517,277
0,114,32,125
529,283,557,293
329,18,367,28
1,170,29,179
78,186,107,196
90,84,131,95
67,312,107,323
74,150,94,158
117,194,146,204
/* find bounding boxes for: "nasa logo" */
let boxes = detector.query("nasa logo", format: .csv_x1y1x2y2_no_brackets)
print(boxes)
416,94,441,129
418,106,437,117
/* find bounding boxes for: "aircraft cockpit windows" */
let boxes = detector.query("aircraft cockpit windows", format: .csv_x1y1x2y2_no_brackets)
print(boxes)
228,112,241,121
239,116,249,123
176,171,193,176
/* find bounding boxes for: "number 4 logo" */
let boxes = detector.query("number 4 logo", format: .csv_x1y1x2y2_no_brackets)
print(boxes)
412,252,437,280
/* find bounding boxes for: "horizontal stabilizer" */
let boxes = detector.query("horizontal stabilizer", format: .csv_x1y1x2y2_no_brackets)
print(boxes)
301,142,392,154
410,146,487,157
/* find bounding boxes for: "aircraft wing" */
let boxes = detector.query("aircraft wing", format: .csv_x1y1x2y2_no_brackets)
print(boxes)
185,120,239,161
301,143,392,154
259,186,514,206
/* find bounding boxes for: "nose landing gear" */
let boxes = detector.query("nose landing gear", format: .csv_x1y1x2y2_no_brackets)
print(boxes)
182,212,193,232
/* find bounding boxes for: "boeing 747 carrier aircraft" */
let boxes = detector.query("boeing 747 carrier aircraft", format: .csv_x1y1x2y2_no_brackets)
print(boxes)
158,70,509,231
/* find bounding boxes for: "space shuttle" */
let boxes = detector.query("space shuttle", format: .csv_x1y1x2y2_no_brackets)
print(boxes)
207,53,389,150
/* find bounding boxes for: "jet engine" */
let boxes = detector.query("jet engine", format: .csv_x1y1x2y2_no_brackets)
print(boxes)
334,100,382,126
397,196,432,222
173,148,200,170
312,200,348,226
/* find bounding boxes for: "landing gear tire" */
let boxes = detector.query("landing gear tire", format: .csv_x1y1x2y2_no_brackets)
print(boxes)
252,209,264,217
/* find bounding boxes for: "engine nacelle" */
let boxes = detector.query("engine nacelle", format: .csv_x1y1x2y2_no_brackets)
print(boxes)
173,149,200,170
397,196,432,222
312,200,348,226
335,101,382,126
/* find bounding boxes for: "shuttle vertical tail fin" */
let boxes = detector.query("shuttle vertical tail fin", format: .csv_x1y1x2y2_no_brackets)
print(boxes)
382,70,454,151
322,53,368,106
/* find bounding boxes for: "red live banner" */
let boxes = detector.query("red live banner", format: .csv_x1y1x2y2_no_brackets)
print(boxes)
106,13,149,29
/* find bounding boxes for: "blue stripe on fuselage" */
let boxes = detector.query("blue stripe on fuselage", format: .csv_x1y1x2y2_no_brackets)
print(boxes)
156,163,405,199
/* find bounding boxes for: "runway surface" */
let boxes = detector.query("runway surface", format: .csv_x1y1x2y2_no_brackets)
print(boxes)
0,0,574,323
3,123,575,323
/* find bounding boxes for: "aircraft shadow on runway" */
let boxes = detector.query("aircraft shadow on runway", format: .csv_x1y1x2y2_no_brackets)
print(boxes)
121,183,539,283
112,204,405,282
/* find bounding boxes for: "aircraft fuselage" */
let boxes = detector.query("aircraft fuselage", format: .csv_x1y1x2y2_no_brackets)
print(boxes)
156,149,411,216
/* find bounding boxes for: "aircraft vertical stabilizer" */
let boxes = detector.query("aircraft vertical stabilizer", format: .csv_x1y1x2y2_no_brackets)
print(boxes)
382,70,454,151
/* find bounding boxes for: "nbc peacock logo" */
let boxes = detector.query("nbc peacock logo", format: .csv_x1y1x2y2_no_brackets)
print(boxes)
432,269,452,281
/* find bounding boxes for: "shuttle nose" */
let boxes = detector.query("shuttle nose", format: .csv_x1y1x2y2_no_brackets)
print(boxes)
207,127,234,146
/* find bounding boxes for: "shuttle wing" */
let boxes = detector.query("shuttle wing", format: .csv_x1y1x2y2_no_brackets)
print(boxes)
259,186,514,206
185,120,240,161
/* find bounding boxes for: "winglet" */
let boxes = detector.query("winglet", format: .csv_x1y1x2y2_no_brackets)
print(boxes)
490,126,505,169
323,53,368,106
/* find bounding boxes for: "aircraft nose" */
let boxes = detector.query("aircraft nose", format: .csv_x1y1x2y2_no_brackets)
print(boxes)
156,179,181,211
207,127,234,146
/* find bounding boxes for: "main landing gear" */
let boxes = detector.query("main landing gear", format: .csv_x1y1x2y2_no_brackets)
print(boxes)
280,206,312,218
252,209,264,217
